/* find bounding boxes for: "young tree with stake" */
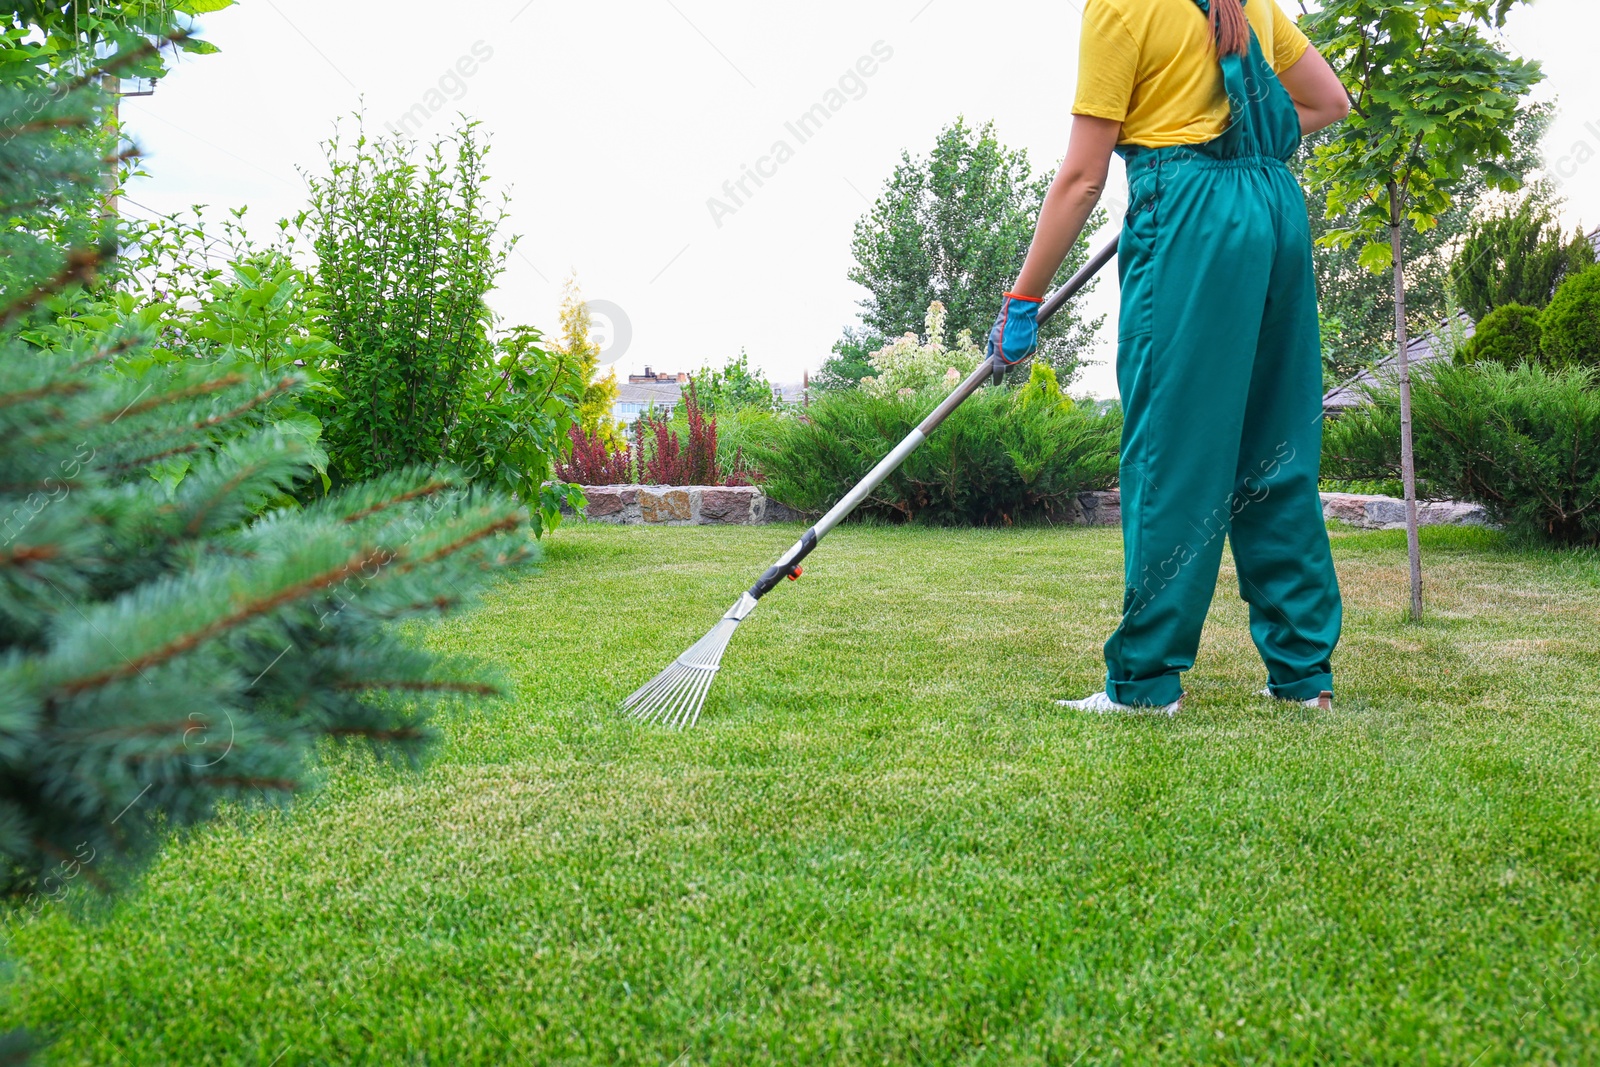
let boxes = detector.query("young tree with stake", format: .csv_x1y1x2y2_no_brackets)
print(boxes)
1301,0,1541,621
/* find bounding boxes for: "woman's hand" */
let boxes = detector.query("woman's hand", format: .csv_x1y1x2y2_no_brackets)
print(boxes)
1279,46,1350,135
986,292,1044,367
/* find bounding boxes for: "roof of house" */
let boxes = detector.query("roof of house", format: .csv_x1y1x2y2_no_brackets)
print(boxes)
615,381,682,406
1325,226,1597,412
1323,313,1475,412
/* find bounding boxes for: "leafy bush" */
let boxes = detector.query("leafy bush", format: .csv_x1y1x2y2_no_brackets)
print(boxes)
300,121,581,529
689,350,777,414
758,363,1120,525
1324,362,1600,545
1458,302,1543,368
1540,264,1600,370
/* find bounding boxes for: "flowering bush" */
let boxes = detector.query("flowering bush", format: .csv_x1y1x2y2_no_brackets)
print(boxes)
859,301,984,399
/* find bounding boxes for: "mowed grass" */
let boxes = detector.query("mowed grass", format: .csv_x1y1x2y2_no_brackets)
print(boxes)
6,521,1600,1065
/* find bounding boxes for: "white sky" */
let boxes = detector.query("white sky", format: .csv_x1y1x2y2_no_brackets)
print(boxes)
122,0,1600,399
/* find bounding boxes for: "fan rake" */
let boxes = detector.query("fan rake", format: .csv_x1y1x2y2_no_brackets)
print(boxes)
622,236,1120,728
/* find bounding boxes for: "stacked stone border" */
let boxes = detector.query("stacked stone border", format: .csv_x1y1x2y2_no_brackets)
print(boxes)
567,486,1488,530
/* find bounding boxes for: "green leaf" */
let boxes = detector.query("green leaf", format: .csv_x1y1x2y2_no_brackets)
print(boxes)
1359,241,1395,273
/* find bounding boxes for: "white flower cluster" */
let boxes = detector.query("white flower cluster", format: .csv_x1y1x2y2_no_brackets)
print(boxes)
859,301,984,399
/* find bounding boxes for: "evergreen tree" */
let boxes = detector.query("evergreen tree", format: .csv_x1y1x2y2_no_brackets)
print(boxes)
0,67,529,1062
1449,197,1595,320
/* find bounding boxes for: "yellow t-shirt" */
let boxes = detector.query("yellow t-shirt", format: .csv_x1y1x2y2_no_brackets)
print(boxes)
1072,0,1311,148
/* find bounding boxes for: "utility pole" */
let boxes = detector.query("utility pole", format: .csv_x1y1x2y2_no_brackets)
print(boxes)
99,65,157,220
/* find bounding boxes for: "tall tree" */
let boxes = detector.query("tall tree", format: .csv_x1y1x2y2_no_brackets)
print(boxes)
1298,101,1554,382
555,276,622,446
828,117,1104,389
1303,0,1542,622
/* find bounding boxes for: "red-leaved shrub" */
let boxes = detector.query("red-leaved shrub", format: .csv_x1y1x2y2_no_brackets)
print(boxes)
557,425,633,485
639,383,762,487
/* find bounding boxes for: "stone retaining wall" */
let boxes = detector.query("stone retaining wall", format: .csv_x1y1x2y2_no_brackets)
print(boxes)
573,485,802,526
569,485,1488,531
1319,492,1488,530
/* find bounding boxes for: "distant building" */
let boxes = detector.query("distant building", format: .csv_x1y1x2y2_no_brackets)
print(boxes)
614,367,687,426
628,367,688,386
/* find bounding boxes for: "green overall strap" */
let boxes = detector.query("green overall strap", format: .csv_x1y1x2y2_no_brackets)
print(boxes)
1187,0,1302,161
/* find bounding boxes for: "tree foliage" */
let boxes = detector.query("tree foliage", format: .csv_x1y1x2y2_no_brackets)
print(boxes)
1303,2,1541,271
830,117,1104,388
0,70,532,1061
1448,197,1595,321
1298,103,1553,381
0,0,230,86
554,276,621,445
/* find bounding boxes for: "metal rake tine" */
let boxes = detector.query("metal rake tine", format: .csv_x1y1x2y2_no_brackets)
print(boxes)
630,658,688,706
639,666,690,725
627,662,687,720
663,666,710,731
671,667,717,731
683,668,719,730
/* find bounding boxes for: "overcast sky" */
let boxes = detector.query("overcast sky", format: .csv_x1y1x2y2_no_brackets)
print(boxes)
122,0,1600,398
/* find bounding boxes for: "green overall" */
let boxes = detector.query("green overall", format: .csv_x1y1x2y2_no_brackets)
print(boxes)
1103,0,1341,706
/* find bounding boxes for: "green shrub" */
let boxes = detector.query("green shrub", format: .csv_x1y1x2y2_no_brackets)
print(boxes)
1540,264,1600,370
1457,302,1543,368
0,59,529,979
1449,198,1596,320
1324,362,1600,545
756,363,1121,525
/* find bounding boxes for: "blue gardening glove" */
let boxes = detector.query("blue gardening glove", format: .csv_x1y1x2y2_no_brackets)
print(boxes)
987,292,1043,367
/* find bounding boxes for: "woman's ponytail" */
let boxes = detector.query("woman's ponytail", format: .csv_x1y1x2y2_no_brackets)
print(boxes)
1210,0,1250,57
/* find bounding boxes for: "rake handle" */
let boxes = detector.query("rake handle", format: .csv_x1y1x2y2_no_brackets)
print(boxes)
744,235,1121,603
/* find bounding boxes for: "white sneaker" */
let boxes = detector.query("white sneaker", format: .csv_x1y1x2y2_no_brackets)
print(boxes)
1057,691,1184,717
1260,687,1333,711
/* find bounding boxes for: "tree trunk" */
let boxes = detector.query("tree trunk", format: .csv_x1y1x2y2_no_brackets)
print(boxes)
1389,183,1424,622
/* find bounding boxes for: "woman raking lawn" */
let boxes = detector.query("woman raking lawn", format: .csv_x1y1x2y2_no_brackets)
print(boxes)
988,0,1353,715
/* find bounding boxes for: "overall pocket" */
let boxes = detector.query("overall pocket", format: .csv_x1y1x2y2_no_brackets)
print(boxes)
1117,156,1162,343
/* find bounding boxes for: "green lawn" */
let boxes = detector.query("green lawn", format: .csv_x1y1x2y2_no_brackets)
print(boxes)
6,522,1600,1064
